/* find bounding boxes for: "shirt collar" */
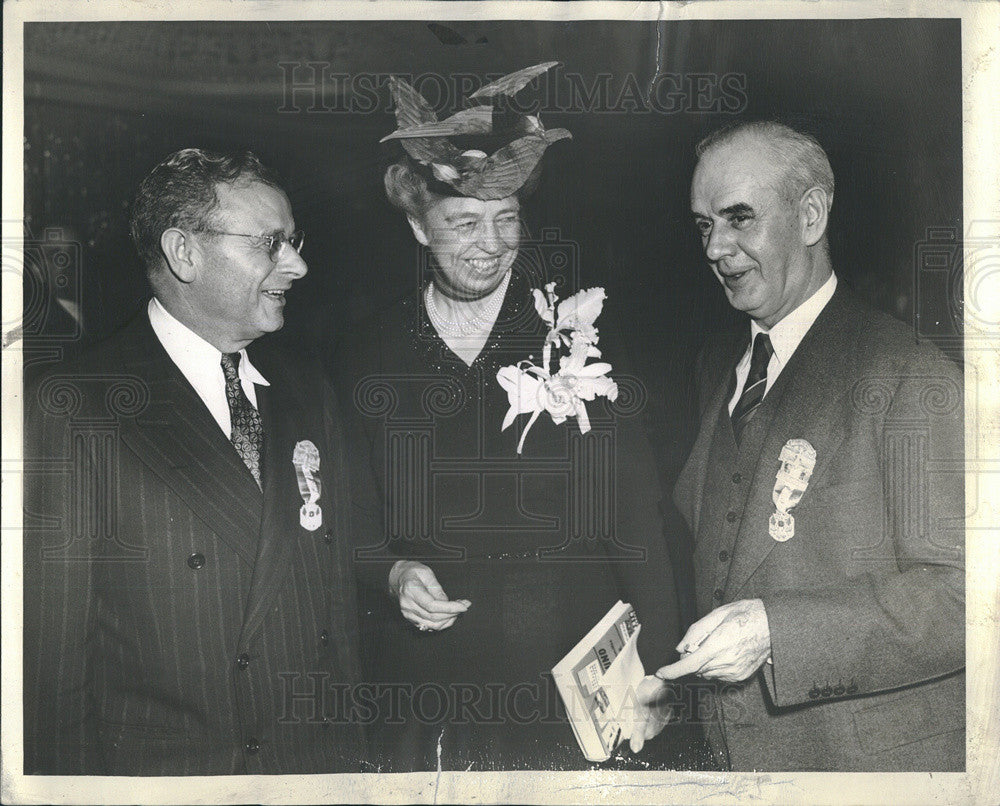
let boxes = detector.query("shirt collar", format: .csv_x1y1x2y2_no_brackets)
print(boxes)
751,272,837,369
147,297,269,386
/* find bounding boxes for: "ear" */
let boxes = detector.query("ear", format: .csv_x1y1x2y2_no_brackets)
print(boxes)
406,214,430,246
799,187,830,248
159,228,198,283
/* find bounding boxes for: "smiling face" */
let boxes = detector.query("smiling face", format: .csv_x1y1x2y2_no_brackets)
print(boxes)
409,195,520,300
691,135,827,329
188,179,307,351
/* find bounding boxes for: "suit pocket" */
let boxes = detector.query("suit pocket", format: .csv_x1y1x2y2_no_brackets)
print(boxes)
851,680,964,756
805,473,882,508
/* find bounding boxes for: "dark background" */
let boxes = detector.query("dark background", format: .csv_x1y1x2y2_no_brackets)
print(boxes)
22,17,963,550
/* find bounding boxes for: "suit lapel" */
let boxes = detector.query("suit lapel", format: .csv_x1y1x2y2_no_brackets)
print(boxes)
725,288,857,597
117,316,263,568
237,354,301,648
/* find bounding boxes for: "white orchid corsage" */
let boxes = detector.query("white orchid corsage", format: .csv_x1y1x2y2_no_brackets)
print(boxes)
496,283,618,454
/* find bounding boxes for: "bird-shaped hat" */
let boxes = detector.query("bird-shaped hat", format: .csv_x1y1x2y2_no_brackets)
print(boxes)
380,62,571,200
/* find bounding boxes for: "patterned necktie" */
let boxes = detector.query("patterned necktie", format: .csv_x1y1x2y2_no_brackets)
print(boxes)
731,332,774,444
220,352,263,487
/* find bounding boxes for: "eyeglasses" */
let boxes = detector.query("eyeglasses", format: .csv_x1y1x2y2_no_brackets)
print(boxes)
198,229,305,261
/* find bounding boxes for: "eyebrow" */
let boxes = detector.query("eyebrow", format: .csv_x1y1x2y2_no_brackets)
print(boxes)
443,207,519,223
691,202,755,219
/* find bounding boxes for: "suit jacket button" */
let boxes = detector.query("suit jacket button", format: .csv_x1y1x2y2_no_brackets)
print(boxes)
731,472,742,484
320,629,330,646
236,653,250,670
725,510,738,523
808,686,820,699
820,685,832,698
245,737,259,755
718,550,729,563
187,553,206,570
324,529,334,545
713,587,724,601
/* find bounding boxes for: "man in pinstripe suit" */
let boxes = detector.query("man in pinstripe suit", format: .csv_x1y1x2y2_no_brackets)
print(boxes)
23,149,376,774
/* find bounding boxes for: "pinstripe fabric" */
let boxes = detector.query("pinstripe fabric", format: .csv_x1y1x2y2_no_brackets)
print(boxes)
24,314,366,775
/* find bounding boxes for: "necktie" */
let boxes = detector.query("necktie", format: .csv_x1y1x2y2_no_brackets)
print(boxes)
220,352,263,487
731,332,774,444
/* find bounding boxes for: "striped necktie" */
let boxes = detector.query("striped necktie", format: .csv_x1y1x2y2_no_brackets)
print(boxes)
731,333,774,444
220,352,263,487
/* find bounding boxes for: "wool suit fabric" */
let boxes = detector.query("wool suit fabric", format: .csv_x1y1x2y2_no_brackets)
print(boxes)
23,313,379,775
673,284,964,771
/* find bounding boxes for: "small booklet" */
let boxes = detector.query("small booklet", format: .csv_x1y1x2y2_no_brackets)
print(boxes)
552,600,645,762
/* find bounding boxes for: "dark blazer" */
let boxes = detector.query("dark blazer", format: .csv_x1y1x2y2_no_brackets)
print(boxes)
673,284,964,771
23,312,375,775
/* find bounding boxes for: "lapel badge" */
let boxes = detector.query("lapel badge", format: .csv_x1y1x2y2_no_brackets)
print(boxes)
769,438,816,542
293,440,322,531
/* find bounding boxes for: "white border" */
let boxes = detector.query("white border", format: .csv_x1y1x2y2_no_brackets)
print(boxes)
2,2,997,804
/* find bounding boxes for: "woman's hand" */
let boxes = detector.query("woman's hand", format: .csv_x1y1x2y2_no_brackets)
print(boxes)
628,674,674,753
388,560,471,631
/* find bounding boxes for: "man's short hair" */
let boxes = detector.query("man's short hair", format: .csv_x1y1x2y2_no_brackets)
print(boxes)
696,120,835,205
129,148,282,275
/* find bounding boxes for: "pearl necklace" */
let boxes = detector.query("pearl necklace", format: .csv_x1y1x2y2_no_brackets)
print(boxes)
425,271,511,336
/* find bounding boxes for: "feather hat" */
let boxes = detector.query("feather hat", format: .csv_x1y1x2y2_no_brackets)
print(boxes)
380,62,571,200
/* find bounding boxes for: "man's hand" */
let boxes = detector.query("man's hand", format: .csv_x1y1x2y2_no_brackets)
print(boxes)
388,560,470,631
656,599,771,683
628,674,674,753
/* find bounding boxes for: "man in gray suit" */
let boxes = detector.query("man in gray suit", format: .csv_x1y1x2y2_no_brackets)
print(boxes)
631,121,964,771
24,149,376,774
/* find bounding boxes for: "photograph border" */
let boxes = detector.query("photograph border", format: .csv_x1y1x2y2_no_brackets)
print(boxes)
3,1,997,804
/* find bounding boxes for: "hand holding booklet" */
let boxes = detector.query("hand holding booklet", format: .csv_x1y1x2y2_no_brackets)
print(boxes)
552,600,646,762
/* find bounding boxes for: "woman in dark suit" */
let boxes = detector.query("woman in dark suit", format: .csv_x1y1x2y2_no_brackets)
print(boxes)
333,65,694,771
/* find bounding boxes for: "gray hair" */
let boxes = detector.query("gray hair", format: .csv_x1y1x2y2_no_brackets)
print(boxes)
696,120,834,205
384,160,445,220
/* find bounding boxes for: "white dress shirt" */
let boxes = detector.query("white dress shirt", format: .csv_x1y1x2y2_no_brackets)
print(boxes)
728,272,838,414
147,297,269,437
